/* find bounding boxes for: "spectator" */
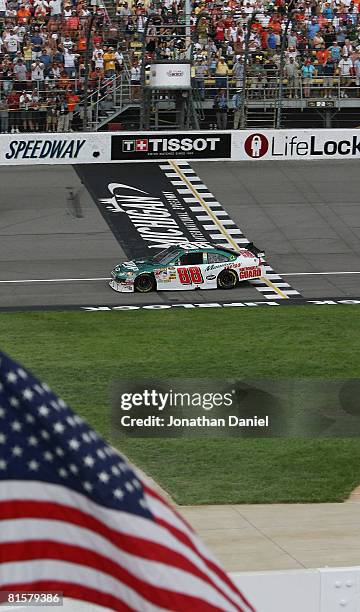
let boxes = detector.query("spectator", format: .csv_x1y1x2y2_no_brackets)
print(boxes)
0,97,9,133
31,60,45,89
301,58,316,98
232,88,242,129
284,57,299,98
339,55,353,96
57,94,69,131
213,87,228,129
194,58,207,100
215,56,229,90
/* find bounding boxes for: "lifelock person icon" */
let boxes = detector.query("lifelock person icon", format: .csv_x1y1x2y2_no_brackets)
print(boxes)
244,133,269,159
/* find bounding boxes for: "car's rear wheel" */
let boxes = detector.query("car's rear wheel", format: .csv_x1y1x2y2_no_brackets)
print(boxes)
135,273,155,293
217,269,238,289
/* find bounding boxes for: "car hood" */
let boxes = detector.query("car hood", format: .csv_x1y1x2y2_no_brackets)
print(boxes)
113,258,166,276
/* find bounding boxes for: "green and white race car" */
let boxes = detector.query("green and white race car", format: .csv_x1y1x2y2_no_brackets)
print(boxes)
110,242,265,293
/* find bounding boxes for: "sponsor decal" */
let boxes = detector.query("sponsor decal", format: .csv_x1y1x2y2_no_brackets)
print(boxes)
244,133,360,160
80,298,360,311
244,134,269,158
167,69,185,78
98,182,208,250
238,267,262,279
206,274,216,281
5,139,86,160
111,132,231,160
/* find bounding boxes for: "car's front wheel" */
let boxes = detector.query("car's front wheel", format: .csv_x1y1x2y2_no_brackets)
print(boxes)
135,273,156,293
217,269,238,289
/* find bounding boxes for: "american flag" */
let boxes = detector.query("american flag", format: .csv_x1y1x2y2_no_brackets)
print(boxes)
0,351,255,612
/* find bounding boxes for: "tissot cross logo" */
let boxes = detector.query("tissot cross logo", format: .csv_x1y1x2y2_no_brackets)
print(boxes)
121,139,149,153
136,139,148,152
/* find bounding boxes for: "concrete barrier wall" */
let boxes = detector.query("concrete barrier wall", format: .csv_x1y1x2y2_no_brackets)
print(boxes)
231,567,360,612
1,129,360,165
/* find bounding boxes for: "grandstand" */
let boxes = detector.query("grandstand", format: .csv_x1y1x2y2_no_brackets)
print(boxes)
0,0,360,131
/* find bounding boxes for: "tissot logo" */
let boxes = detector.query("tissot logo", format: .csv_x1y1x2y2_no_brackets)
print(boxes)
112,133,232,160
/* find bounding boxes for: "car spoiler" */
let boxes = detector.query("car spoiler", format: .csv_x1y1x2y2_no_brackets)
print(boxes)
244,242,265,257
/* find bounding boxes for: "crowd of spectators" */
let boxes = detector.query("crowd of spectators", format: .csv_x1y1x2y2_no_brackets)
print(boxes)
0,0,132,132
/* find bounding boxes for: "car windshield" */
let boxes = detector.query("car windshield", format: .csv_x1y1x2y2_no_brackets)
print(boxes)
152,246,181,264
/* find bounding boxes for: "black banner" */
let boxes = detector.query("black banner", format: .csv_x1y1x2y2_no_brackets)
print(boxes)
111,133,232,160
76,163,209,259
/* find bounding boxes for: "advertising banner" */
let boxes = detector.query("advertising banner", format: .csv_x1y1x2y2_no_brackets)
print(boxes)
110,133,232,160
2,129,360,165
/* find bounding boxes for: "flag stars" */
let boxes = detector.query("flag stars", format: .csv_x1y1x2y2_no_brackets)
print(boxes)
0,433,6,444
69,464,79,475
98,471,110,483
12,446,23,457
83,481,93,492
81,433,91,443
66,417,76,427
42,383,51,392
38,405,50,417
125,482,134,492
111,466,120,476
83,455,95,467
28,436,38,447
0,459,7,470
17,368,28,380
53,422,65,434
34,384,45,395
9,397,19,408
58,468,68,479
96,449,106,460
40,430,50,440
28,460,40,471
25,414,35,424
55,447,64,457
68,438,80,450
6,371,18,383
113,488,124,500
43,451,54,462
11,420,22,432
0,407,5,418
22,388,34,401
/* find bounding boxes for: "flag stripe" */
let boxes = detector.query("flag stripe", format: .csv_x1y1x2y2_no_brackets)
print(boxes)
1,542,233,612
0,562,169,612
0,483,249,611
0,513,238,612
145,487,255,612
0,580,134,612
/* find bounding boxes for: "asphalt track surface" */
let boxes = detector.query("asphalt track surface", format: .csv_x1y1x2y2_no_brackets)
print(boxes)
0,160,359,309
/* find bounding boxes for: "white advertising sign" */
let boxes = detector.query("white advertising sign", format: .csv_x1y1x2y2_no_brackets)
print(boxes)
2,129,360,165
233,128,360,161
148,64,191,89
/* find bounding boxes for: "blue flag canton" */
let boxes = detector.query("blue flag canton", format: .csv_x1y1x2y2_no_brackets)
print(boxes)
0,352,152,519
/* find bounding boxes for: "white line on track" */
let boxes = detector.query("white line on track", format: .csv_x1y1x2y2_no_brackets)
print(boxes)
0,278,111,283
1,272,360,284
281,272,360,276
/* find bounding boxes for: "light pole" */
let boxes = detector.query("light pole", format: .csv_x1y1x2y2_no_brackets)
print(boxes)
275,4,297,129
82,13,96,132
240,11,259,129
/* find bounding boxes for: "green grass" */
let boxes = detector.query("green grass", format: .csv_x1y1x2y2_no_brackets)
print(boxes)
1,306,360,505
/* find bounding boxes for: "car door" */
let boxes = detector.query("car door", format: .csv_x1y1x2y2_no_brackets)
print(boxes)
158,251,206,290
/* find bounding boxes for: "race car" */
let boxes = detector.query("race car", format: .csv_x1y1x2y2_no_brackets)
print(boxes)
109,242,266,293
